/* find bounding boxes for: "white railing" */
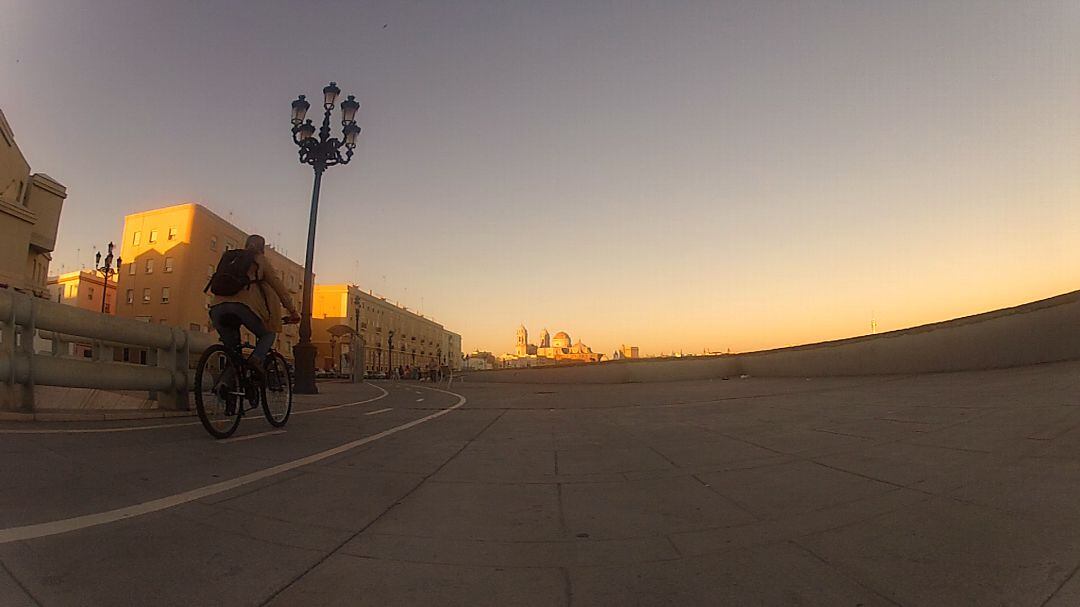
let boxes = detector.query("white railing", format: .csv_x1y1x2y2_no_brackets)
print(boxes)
0,289,216,412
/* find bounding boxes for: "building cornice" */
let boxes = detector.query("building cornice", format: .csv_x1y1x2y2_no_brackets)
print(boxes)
30,173,67,198
0,197,36,224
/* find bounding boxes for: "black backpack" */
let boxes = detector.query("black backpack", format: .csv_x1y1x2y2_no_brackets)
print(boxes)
205,249,259,296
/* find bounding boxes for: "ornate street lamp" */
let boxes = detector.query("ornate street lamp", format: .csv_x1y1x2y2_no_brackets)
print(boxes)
289,82,362,394
93,242,121,314
387,330,395,376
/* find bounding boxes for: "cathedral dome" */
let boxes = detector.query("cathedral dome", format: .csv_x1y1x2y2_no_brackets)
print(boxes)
552,331,571,348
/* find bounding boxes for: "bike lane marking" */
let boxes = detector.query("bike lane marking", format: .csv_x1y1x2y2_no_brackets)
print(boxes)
218,430,286,444
0,384,390,434
0,385,466,544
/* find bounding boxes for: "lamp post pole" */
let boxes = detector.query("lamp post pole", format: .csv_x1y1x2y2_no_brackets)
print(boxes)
289,82,362,394
93,242,120,315
388,330,395,377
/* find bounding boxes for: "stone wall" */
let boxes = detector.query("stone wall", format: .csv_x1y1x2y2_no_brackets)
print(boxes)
469,290,1080,383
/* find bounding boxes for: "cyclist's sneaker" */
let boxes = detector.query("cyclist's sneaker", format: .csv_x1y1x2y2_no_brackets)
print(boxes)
215,367,238,396
246,358,267,385
266,369,283,391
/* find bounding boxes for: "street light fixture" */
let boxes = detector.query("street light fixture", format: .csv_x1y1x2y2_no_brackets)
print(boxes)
289,81,361,394
93,242,121,314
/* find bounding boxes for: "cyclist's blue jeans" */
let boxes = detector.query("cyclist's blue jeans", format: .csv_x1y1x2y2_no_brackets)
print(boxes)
209,303,276,363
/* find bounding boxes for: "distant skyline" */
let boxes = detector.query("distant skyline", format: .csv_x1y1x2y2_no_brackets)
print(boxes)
2,1,1077,356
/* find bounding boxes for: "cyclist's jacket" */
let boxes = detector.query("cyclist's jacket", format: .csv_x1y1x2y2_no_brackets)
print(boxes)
209,251,297,332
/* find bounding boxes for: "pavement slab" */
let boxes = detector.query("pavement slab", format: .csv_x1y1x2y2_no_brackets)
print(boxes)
696,460,898,521
340,532,680,568
0,560,37,607
569,540,896,606
365,480,564,541
797,496,1080,606
560,475,757,539
0,511,325,607
265,553,567,607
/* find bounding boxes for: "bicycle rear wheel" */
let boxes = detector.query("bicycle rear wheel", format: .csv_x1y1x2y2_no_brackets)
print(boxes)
195,345,243,439
261,351,292,427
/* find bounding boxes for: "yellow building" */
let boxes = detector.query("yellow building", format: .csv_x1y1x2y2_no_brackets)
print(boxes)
44,270,118,358
0,109,67,297
47,270,118,314
115,203,305,356
312,284,463,374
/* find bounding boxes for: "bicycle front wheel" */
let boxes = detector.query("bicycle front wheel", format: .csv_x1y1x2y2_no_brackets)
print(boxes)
194,345,243,439
262,351,293,427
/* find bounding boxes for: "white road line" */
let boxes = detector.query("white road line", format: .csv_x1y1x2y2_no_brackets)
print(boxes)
0,420,203,434
292,384,390,416
416,398,425,402
364,408,393,416
0,385,466,544
0,384,390,434
218,430,286,444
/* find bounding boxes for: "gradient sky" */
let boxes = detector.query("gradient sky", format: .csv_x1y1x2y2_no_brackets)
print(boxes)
2,1,1078,356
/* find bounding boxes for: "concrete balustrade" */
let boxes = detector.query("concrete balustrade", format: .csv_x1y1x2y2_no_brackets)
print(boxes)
472,290,1080,384
0,288,216,412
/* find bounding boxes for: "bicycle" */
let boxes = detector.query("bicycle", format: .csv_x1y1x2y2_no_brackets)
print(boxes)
194,338,293,439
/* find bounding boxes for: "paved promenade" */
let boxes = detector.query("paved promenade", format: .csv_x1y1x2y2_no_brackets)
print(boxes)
4,362,1080,606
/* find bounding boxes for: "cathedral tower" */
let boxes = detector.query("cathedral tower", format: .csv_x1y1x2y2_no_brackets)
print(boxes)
515,324,529,357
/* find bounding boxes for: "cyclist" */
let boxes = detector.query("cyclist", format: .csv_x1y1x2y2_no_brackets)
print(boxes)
206,234,300,378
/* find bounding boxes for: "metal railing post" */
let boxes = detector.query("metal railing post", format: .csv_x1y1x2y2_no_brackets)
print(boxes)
161,327,189,411
0,293,16,411
146,347,158,402
18,297,37,412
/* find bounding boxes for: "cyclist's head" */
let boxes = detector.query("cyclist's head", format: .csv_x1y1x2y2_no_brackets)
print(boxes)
245,234,266,254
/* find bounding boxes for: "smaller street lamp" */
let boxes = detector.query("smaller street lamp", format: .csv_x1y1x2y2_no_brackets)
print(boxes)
387,330,395,375
93,242,121,314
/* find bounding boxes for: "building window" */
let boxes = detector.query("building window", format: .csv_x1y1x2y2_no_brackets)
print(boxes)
142,288,151,303
210,236,218,251
87,287,94,300
164,257,174,273
133,231,142,246
168,227,178,241
128,262,135,276
149,230,158,243
189,323,201,332
126,289,134,304
161,287,170,303
145,259,154,273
